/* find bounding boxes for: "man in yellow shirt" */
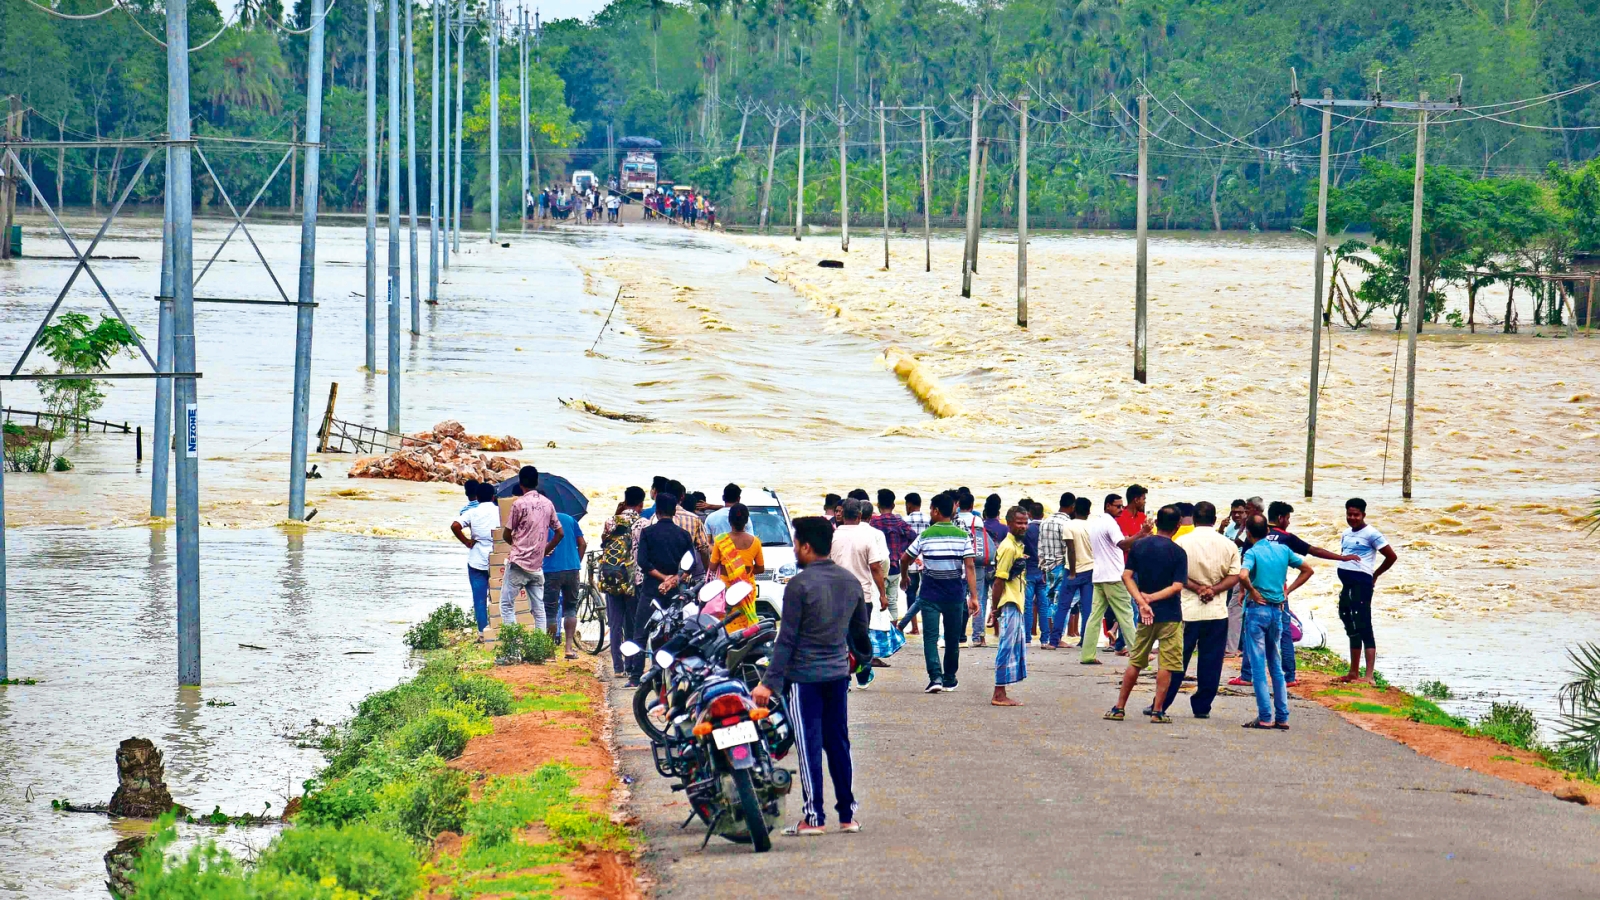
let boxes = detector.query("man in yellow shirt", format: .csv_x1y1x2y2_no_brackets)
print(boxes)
988,507,1031,707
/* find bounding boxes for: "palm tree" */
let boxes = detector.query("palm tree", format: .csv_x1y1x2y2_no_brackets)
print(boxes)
833,0,848,102
650,0,671,90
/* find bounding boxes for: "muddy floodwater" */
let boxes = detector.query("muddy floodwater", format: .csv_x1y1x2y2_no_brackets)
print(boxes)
2,213,1598,896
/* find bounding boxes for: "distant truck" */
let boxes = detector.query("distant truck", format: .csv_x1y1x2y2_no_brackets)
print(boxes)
617,136,663,197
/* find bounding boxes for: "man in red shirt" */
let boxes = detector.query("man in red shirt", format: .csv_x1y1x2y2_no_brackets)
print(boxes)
1116,484,1150,538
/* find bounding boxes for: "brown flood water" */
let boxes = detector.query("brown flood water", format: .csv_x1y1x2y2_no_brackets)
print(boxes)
1,214,1597,896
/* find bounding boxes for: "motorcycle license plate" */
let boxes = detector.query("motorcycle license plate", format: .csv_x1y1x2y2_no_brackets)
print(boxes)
712,720,758,749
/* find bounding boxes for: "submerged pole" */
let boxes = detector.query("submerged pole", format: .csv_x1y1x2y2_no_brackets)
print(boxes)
405,0,420,335
1305,89,1332,499
760,115,780,233
1134,93,1149,384
365,0,377,371
519,7,529,234
452,0,464,253
1017,91,1028,329
429,0,440,296
489,0,500,243
168,0,201,687
838,103,848,251
794,106,806,241
1401,95,1429,500
289,0,327,522
388,0,403,431
961,93,980,297
920,108,930,273
879,101,889,269
152,153,174,518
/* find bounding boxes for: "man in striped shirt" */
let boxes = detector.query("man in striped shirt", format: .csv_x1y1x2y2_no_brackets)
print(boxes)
899,492,979,694
901,493,929,635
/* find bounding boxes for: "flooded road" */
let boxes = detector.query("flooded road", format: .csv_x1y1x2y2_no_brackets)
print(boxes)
2,214,1598,895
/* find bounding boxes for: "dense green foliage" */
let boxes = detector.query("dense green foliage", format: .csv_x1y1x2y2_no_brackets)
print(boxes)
1556,642,1600,775
402,603,473,650
6,0,1600,229
493,622,557,665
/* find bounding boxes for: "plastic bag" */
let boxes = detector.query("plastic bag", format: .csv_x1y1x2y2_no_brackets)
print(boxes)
868,607,906,658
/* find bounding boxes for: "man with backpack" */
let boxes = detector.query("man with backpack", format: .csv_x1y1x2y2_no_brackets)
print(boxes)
601,486,646,683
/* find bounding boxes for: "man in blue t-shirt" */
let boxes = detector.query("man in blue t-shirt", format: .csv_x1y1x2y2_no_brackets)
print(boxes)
544,510,587,658
1238,515,1313,730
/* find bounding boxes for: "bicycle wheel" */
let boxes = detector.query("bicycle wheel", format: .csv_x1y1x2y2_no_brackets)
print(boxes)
574,584,607,655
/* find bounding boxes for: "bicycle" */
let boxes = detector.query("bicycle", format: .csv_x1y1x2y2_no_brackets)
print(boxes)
574,550,608,655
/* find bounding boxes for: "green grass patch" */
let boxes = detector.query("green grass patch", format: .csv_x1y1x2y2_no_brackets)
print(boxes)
405,604,474,651
1295,646,1348,675
1417,679,1453,700
1338,701,1397,716
1492,754,1517,762
455,871,560,899
509,690,591,714
1315,688,1363,698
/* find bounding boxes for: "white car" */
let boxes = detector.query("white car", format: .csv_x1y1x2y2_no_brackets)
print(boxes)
741,487,796,618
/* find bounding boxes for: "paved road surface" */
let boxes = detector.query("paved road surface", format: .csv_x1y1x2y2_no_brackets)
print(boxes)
611,638,1600,898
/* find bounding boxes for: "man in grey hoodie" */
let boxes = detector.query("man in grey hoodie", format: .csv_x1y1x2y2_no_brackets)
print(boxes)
753,516,871,837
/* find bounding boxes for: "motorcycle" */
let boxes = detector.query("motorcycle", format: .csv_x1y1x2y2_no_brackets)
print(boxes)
621,562,793,853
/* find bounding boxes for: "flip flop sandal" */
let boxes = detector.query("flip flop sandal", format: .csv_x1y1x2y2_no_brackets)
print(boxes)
782,823,827,837
1272,723,1291,731
1241,720,1275,730
1149,711,1173,724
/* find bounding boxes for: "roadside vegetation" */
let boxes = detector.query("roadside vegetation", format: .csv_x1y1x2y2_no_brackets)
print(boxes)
122,604,630,899
1296,646,1600,785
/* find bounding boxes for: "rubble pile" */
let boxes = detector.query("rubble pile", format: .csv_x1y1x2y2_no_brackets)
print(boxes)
348,419,523,485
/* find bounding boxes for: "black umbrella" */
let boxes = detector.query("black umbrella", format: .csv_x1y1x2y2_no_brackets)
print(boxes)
495,473,590,521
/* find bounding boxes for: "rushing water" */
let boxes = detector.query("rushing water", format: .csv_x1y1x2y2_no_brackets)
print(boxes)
1,214,1597,896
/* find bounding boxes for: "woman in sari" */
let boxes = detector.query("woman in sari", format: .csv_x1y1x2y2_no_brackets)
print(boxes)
708,503,764,630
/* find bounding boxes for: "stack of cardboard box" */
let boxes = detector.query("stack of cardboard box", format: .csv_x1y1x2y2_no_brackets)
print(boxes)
488,496,516,593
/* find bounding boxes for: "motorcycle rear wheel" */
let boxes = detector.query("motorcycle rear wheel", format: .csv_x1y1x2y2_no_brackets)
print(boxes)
731,768,771,853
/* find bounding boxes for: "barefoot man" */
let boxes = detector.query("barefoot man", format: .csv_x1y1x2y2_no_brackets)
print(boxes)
989,507,1031,707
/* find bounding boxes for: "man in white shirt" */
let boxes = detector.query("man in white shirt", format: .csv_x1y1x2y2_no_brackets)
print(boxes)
1336,497,1398,684
831,498,890,615
450,482,502,639
704,483,740,538
1154,501,1241,717
1080,493,1147,665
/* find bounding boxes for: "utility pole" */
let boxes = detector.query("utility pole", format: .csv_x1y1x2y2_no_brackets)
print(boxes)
405,0,420,336
440,0,450,269
1293,84,1460,498
429,0,439,299
961,94,980,297
1401,93,1429,500
1017,91,1028,328
167,0,201,687
734,103,750,156
1304,88,1332,498
519,6,528,234
760,111,781,233
794,105,806,241
152,153,174,518
878,101,889,269
974,137,989,272
1133,93,1148,384
289,123,297,215
365,0,377,371
920,108,930,272
489,0,500,243
452,0,464,253
290,0,327,522
838,103,848,251
388,0,403,431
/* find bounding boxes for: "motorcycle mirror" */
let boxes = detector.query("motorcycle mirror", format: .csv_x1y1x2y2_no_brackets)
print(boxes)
620,641,642,657
654,649,675,668
724,581,753,605
697,581,725,604
681,602,700,618
679,550,695,572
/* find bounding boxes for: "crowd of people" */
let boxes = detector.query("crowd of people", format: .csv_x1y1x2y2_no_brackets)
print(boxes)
642,186,716,229
456,472,1399,836
528,185,621,224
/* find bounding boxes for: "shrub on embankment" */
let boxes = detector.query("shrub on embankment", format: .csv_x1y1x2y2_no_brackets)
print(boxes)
123,625,623,898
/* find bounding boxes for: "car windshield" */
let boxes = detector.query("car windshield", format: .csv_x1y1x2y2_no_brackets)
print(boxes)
744,506,791,546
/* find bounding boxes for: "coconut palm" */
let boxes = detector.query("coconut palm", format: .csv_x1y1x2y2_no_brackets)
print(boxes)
650,0,672,89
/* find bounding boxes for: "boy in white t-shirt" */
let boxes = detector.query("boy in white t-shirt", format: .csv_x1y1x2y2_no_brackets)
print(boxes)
451,482,502,639
1335,497,1399,684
